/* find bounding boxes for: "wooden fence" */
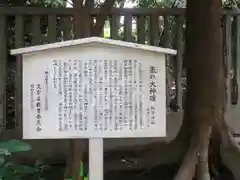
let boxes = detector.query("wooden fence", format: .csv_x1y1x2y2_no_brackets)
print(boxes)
0,7,239,130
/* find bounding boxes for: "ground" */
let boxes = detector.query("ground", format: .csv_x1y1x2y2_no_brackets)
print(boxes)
22,160,235,180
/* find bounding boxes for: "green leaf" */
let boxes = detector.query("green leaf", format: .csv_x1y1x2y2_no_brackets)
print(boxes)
78,161,84,177
0,140,31,153
0,166,16,179
10,164,37,174
0,162,37,179
0,149,10,156
0,156,5,165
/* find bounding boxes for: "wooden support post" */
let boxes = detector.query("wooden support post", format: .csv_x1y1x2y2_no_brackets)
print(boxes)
15,55,23,130
175,16,184,111
235,16,240,105
0,15,7,132
223,15,232,109
15,15,24,128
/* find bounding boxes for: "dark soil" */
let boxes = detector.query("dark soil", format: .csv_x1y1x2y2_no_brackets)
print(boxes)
23,161,235,180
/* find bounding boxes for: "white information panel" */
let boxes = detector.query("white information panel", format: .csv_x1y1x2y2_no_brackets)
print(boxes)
22,46,166,139
12,37,177,180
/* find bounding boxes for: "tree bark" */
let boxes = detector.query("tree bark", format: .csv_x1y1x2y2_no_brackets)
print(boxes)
91,0,116,36
65,2,87,179
173,0,224,179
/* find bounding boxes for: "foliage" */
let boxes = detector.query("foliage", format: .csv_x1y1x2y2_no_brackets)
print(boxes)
128,0,240,8
137,0,185,8
223,0,240,7
64,161,88,180
0,139,31,153
5,0,67,7
0,139,69,179
0,139,35,179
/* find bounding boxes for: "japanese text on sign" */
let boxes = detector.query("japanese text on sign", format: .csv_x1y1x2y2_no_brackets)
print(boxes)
25,57,165,138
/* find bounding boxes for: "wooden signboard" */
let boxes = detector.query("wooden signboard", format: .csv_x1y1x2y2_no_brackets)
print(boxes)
11,37,177,180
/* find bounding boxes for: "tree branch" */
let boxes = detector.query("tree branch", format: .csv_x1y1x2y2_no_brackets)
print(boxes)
91,0,116,36
72,0,84,7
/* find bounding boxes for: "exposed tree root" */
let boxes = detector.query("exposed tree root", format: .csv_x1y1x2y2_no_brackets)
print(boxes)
195,141,211,180
0,115,188,172
196,159,211,180
104,137,188,172
219,120,240,180
4,116,240,180
173,125,212,180
173,142,198,180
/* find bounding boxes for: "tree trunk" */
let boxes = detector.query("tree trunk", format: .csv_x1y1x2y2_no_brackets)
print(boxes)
65,2,87,179
65,1,116,179
173,0,224,179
